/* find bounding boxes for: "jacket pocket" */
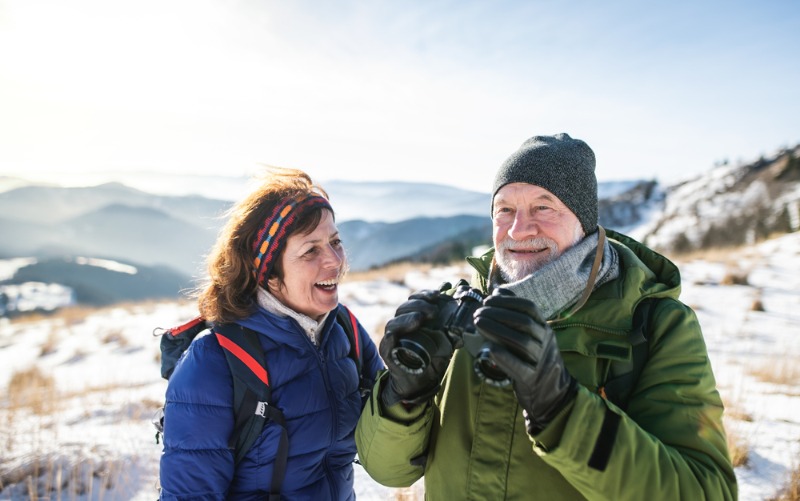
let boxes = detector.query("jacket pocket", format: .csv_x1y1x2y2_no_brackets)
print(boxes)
556,329,633,394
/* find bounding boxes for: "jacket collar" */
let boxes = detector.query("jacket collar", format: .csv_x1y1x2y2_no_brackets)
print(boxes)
467,229,682,332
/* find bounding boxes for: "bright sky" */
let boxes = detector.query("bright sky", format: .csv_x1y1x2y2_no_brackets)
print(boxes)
1,0,798,193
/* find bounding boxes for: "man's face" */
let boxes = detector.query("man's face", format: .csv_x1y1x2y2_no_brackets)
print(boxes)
492,182,585,282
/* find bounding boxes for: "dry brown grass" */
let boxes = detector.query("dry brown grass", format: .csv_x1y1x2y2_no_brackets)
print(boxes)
723,399,754,423
725,426,750,468
6,304,99,327
7,366,57,415
670,244,761,287
8,299,190,327
721,387,753,468
749,357,800,388
391,487,422,500
101,328,129,347
346,261,436,284
720,268,750,286
5,311,50,325
2,362,156,497
668,233,788,264
27,305,99,326
0,452,130,500
39,329,60,357
60,380,152,401
772,461,800,501
668,244,744,263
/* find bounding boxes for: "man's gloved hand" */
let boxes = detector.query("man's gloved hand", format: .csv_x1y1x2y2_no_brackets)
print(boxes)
379,289,455,408
474,288,578,434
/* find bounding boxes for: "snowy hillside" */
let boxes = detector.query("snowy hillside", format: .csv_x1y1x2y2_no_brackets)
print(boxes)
642,146,800,253
1,232,799,500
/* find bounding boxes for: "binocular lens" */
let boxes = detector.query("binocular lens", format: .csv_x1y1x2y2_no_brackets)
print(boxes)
391,338,433,374
474,347,512,388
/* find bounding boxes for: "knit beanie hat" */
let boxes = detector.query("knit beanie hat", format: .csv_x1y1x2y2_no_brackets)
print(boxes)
491,133,598,234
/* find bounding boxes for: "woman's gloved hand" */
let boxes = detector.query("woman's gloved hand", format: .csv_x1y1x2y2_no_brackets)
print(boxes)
379,289,455,408
474,288,578,434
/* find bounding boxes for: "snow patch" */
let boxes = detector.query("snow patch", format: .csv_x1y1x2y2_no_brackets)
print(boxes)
75,257,137,275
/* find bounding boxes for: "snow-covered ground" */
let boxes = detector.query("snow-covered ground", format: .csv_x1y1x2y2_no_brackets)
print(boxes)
1,233,799,500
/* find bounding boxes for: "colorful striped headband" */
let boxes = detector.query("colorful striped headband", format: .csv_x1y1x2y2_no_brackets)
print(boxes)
252,193,332,286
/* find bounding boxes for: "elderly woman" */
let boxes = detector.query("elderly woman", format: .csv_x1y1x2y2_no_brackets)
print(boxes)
159,168,384,500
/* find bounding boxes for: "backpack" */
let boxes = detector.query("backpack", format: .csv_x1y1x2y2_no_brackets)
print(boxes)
152,304,365,501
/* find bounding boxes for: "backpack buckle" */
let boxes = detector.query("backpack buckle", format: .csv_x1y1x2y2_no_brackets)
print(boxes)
152,407,165,444
255,401,269,418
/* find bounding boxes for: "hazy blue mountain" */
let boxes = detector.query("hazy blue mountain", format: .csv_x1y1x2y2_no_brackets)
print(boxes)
4,151,797,311
0,178,664,280
61,204,219,278
4,257,188,307
0,202,217,278
324,180,491,223
339,215,492,270
0,182,230,226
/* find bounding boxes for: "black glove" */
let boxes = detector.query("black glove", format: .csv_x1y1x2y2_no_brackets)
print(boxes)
379,289,455,408
474,289,578,434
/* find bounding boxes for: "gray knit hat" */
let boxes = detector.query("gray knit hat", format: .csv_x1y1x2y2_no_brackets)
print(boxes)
491,133,597,234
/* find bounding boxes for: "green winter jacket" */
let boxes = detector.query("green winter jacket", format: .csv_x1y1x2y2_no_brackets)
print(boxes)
356,230,737,500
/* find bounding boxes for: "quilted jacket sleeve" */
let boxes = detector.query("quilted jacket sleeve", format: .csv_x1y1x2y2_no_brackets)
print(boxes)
159,336,236,500
355,370,435,487
355,318,386,391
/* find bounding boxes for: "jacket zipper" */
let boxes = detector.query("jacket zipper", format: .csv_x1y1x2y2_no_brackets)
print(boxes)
299,321,339,499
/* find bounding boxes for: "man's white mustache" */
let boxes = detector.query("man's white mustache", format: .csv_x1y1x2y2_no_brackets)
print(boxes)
498,238,556,252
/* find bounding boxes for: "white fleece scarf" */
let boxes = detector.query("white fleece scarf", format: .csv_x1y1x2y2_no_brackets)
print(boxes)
257,287,330,346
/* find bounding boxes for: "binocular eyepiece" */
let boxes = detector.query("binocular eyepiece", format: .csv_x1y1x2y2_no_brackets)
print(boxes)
390,282,511,387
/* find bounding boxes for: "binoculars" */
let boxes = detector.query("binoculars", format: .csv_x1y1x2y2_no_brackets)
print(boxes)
390,281,511,387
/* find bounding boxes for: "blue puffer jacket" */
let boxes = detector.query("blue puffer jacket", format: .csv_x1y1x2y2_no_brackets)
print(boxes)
159,304,384,500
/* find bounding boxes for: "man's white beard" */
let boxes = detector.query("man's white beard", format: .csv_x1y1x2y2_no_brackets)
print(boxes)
495,237,559,283
495,225,585,283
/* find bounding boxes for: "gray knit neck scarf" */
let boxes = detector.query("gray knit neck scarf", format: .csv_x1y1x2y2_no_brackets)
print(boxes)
489,230,619,320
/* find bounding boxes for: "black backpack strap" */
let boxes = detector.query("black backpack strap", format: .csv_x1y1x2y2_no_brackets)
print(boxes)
626,298,656,407
600,298,657,411
589,298,658,471
337,304,370,399
213,323,288,500
337,304,362,372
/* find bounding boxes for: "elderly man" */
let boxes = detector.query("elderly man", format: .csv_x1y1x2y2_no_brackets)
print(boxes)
356,134,736,500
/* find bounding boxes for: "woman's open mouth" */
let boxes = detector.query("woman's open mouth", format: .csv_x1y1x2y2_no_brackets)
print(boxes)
315,278,338,291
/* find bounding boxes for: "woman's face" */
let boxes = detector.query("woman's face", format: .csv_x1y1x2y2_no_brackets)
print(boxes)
267,209,345,321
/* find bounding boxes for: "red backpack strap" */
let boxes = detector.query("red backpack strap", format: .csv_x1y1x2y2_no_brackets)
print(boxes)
215,331,269,385
342,304,360,358
165,316,206,337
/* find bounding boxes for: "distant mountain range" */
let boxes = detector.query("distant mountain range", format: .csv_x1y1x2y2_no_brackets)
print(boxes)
0,177,657,277
1,144,798,313
0,182,227,280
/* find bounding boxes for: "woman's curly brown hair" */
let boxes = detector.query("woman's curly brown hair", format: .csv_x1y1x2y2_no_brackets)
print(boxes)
196,167,333,323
